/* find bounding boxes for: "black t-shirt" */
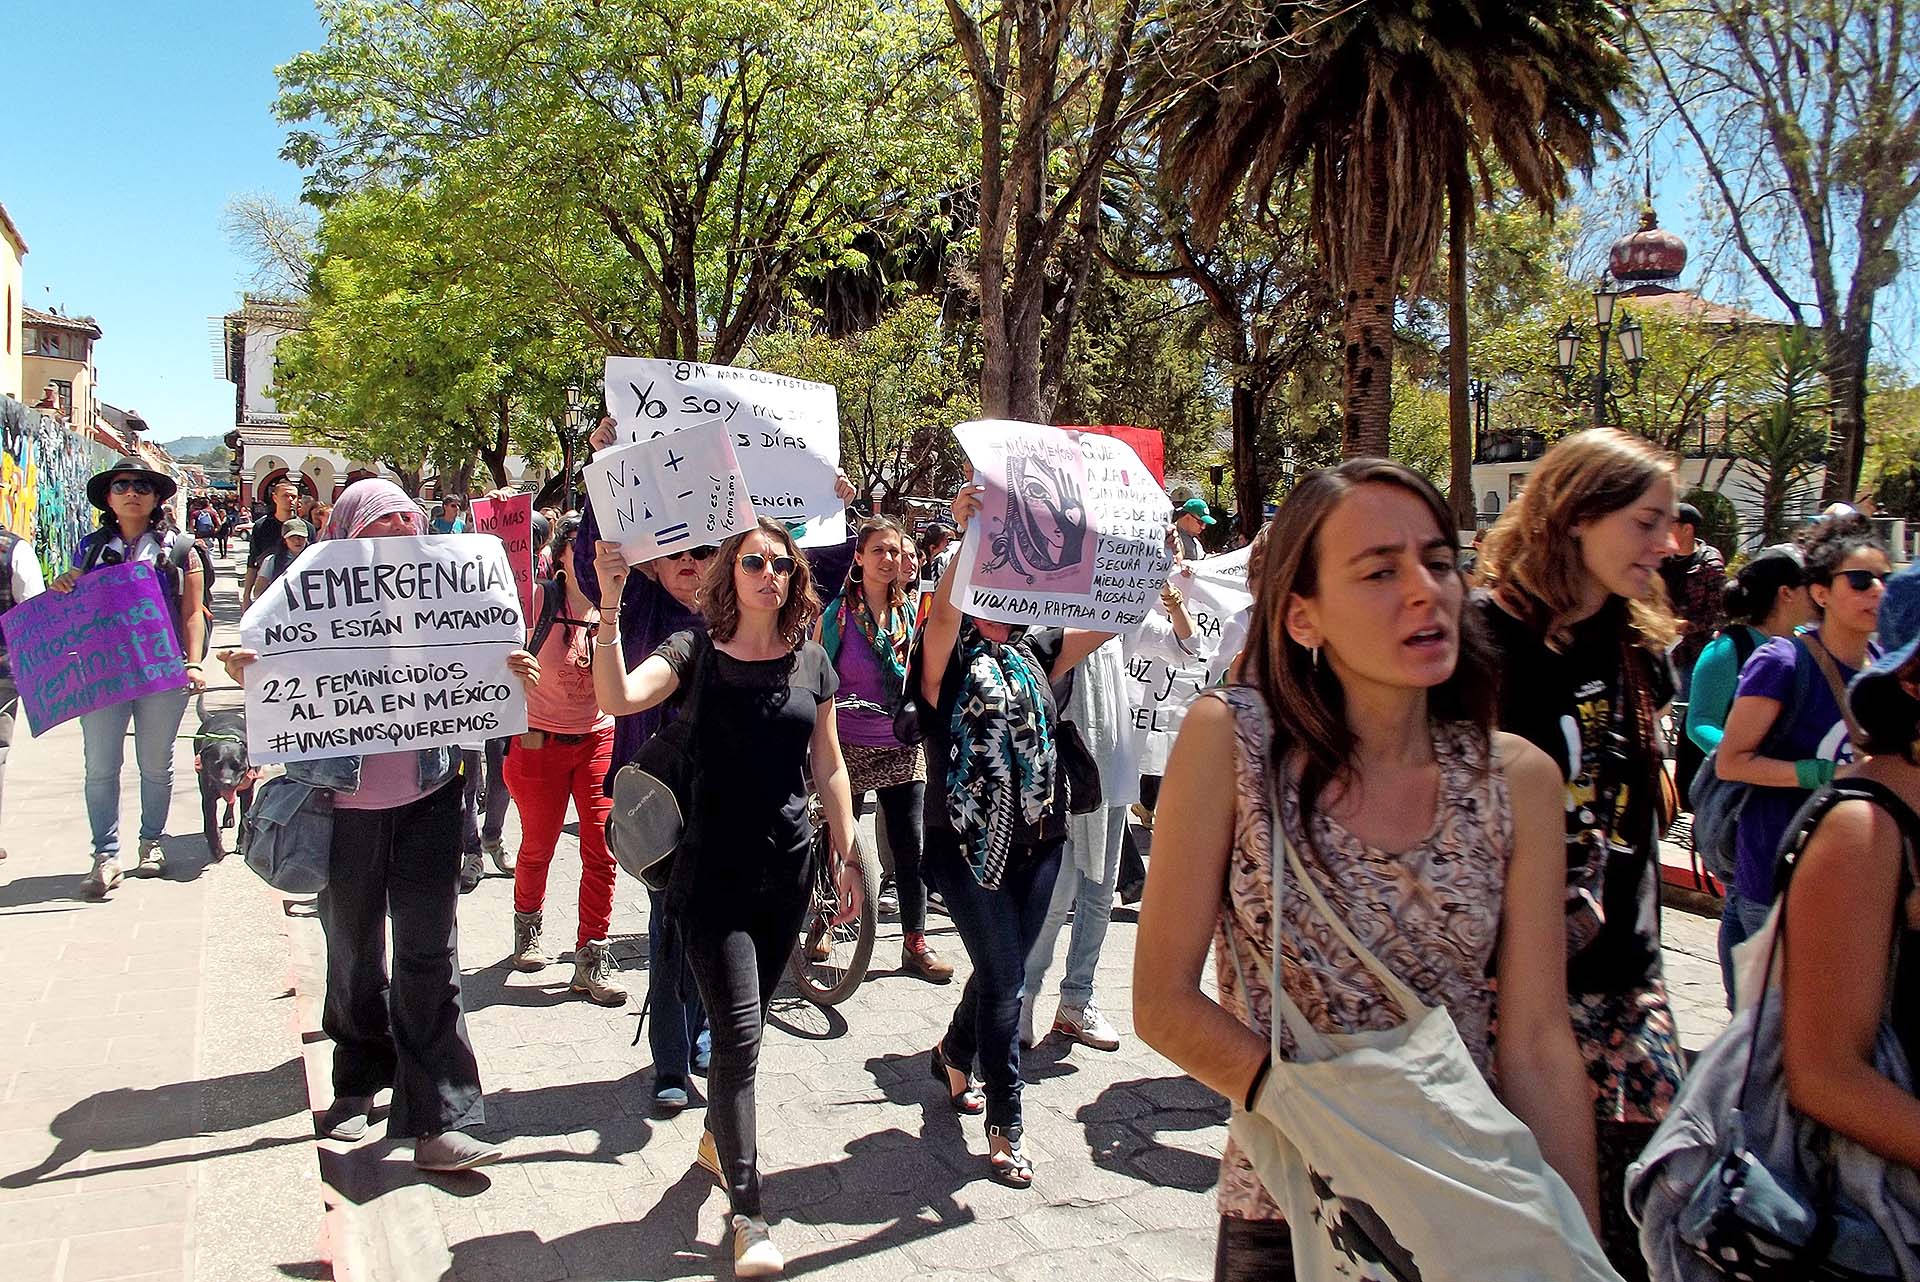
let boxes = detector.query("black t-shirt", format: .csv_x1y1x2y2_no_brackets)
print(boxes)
911,623,1068,848
655,631,838,904
249,515,285,570
1472,593,1676,996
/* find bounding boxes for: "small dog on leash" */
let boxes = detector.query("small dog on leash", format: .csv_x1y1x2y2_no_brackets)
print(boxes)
193,696,257,861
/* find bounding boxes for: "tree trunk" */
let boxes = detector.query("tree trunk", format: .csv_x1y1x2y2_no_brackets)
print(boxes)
1342,165,1395,459
1819,322,1871,505
1445,165,1474,535
481,394,511,489
1230,383,1263,539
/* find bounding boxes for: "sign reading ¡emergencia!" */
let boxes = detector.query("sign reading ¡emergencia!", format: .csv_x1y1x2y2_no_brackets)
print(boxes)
468,491,535,622
581,420,757,564
1123,546,1255,774
949,420,1174,631
603,356,845,547
238,534,529,764
0,562,188,735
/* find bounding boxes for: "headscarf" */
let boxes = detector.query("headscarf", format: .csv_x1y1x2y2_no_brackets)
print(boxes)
947,622,1056,889
325,478,421,541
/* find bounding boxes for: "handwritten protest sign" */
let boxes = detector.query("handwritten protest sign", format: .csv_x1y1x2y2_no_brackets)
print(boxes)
469,492,535,620
1123,547,1255,774
0,563,187,735
949,420,1173,630
604,356,845,546
238,535,529,764
581,421,756,563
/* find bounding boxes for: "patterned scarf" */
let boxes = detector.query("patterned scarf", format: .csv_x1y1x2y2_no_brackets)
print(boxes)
947,625,1056,888
823,590,911,702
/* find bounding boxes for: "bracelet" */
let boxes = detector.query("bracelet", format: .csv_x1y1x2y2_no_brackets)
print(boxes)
592,635,621,649
183,662,203,671
1242,1050,1273,1111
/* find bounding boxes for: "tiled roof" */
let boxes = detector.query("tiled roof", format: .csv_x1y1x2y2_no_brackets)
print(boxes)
1618,285,1785,330
0,202,25,254
22,306,102,338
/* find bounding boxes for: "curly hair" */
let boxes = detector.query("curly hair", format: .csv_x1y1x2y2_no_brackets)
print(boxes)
699,518,822,647
1799,510,1886,612
1478,428,1679,652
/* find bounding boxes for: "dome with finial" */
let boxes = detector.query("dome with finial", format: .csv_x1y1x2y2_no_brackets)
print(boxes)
1610,205,1688,284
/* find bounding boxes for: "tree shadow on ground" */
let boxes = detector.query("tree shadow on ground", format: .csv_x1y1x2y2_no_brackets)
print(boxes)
0,1059,311,1189
1074,1076,1227,1194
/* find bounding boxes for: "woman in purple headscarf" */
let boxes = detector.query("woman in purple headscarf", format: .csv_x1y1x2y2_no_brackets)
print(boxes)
223,479,541,1172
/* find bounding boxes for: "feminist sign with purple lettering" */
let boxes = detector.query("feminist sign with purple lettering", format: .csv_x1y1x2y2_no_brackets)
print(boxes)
0,563,187,735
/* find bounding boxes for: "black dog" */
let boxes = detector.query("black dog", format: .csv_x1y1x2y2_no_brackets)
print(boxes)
194,696,257,861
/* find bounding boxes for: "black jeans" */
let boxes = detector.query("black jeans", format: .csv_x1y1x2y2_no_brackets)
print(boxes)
1214,1216,1295,1281
1598,1119,1657,1282
461,741,512,852
319,778,483,1138
871,780,927,935
926,826,1064,1134
680,882,811,1218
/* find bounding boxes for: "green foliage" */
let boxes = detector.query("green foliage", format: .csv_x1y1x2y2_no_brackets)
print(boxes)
1682,488,1741,559
1730,328,1830,546
1387,369,1453,493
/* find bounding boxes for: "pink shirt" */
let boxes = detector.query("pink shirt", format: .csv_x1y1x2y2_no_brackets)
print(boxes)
523,584,611,736
333,750,433,811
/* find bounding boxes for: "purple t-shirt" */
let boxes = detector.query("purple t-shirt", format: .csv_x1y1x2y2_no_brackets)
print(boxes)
832,628,899,748
1730,632,1873,899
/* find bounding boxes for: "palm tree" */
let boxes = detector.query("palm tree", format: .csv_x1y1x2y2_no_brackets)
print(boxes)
1154,0,1632,459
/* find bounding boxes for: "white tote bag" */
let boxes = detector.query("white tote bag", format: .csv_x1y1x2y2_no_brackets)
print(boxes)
1226,767,1622,1281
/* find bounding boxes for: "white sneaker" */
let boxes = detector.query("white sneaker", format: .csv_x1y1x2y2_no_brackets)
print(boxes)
731,1213,785,1278
1018,994,1040,1050
1054,1001,1121,1051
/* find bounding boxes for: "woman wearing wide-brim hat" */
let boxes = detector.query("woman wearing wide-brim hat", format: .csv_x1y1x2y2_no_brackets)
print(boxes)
50,455,205,897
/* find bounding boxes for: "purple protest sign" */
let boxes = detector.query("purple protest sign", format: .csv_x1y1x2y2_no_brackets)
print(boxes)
0,562,188,735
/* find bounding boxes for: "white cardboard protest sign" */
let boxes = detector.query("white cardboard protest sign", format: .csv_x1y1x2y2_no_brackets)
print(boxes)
604,356,845,547
581,422,756,563
949,420,1173,630
238,535,530,764
1124,546,1255,774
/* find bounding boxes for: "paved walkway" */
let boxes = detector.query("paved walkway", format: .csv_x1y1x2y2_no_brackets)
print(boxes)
0,549,1734,1281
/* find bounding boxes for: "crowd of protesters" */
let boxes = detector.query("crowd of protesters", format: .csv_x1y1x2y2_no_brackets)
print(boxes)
27,421,1919,1281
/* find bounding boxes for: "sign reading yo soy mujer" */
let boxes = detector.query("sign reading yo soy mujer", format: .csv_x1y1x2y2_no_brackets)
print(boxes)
0,562,188,734
238,534,529,764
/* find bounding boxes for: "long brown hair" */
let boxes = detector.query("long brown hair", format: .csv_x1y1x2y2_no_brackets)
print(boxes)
852,516,909,614
699,517,822,647
1239,459,1497,857
1478,428,1679,652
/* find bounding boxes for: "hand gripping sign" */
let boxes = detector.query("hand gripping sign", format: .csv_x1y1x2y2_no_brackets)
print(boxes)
949,420,1174,631
604,356,845,547
238,534,530,764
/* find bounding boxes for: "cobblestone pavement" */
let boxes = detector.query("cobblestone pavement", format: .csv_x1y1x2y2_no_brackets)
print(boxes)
0,551,1735,1281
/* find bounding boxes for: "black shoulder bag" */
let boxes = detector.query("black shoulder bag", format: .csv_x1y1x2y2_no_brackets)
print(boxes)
606,634,714,892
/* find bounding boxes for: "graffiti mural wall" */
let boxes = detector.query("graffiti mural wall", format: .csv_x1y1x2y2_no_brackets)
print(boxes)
1,396,115,580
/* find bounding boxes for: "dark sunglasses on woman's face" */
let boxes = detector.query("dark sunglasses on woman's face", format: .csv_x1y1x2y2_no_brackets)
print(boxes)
1835,568,1889,591
665,545,717,562
739,553,796,577
109,477,156,496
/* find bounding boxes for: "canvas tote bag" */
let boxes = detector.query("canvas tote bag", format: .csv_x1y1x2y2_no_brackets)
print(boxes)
1225,715,1622,1280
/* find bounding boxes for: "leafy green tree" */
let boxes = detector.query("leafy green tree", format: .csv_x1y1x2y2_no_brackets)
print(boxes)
1730,328,1830,545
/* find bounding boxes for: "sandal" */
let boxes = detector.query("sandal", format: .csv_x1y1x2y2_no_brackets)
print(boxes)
986,1125,1034,1188
929,1043,985,1115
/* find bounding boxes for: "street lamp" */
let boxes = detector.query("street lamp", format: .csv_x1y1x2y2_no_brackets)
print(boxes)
1467,378,1493,460
563,384,584,512
1552,278,1648,429
1208,463,1225,509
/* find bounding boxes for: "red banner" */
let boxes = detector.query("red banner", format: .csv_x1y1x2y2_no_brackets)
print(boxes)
1064,424,1166,488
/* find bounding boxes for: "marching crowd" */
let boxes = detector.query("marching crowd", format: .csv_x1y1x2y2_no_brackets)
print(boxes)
7,424,1919,1282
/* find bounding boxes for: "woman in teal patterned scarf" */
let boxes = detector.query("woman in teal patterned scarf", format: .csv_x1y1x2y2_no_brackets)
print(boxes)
817,516,953,982
910,483,1116,1189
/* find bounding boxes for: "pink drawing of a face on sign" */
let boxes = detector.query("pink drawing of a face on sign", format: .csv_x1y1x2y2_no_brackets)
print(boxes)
972,444,1095,594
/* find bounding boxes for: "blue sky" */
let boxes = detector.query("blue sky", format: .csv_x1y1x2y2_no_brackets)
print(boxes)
0,1,321,444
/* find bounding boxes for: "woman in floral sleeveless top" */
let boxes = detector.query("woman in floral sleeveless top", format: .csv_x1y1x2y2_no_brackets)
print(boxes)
1135,460,1600,1280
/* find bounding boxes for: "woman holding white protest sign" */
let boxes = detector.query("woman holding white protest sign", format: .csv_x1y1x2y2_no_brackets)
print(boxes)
815,515,951,983
909,482,1118,1191
51,455,206,896
592,516,863,1279
1134,460,1603,1280
221,478,541,1173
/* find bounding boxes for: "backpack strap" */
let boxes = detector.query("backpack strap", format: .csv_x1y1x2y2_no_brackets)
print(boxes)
527,576,565,656
1773,779,1920,904
1802,630,1869,748
1729,625,1760,670
78,528,112,572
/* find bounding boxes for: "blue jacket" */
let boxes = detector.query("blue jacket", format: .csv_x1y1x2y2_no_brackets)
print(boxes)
284,746,459,796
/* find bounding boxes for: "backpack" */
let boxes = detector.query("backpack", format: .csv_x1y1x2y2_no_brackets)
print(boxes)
1690,636,1818,883
528,576,565,657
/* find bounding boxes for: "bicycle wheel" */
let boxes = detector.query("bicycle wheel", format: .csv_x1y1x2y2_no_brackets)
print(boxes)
787,829,881,1007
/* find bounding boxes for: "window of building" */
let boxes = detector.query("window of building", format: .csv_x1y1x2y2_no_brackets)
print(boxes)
51,380,72,418
35,329,61,358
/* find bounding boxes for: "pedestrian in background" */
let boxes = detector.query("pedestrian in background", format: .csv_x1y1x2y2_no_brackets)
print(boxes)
1135,459,1601,1279
1658,502,1725,698
221,479,541,1172
1172,497,1213,562
54,457,207,895
1472,427,1684,1280
0,526,46,863
253,517,312,591
242,477,297,607
429,496,466,535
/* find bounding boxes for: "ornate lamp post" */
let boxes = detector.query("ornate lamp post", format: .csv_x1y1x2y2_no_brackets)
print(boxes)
562,385,585,512
1552,278,1647,429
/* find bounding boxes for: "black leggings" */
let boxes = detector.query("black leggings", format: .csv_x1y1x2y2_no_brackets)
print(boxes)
1214,1216,1294,1281
680,884,811,1218
869,780,927,934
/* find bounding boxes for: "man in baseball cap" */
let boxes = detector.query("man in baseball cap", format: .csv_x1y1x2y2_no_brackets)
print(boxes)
1172,496,1214,561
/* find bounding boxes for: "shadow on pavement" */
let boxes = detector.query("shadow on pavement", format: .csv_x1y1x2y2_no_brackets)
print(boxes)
1075,1076,1227,1194
0,1059,312,1189
0,873,90,910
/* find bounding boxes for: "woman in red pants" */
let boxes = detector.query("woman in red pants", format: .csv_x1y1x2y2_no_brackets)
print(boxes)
504,516,627,1005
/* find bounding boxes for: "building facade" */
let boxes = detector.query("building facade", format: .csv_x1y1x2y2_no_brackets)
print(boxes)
0,203,24,403
22,306,101,436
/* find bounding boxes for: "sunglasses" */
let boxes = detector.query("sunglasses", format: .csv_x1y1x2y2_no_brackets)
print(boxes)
665,546,717,562
1834,569,1890,591
109,478,156,496
739,553,796,576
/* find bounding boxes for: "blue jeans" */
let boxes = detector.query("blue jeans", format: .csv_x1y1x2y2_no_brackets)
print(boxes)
1717,887,1774,1010
646,888,709,1089
1025,804,1126,1014
81,687,191,859
930,827,1064,1134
